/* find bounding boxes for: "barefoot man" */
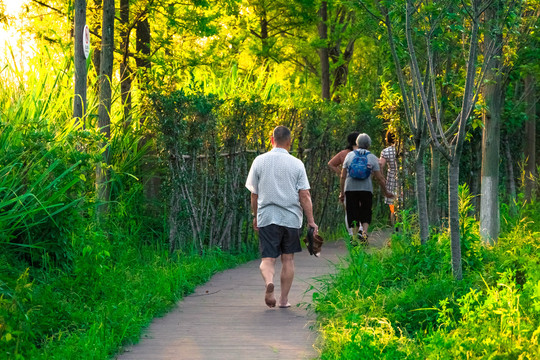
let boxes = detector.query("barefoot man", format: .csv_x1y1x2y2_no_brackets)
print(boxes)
245,126,318,308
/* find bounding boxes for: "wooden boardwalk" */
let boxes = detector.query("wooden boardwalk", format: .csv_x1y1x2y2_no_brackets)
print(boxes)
117,230,390,360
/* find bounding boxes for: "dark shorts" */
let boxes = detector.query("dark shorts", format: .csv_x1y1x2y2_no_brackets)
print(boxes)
345,191,373,227
258,224,302,258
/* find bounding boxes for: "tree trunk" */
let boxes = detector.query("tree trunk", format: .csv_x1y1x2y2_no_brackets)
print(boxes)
428,142,441,227
503,136,517,210
415,142,429,244
97,0,115,213
480,0,503,245
524,73,537,200
331,38,355,102
120,0,132,130
136,14,160,204
260,6,269,67
329,8,355,101
448,161,462,280
73,0,87,124
470,136,482,213
445,1,480,280
92,0,102,93
318,1,330,100
135,16,151,70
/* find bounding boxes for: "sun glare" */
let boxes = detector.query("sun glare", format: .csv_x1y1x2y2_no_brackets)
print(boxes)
0,0,30,68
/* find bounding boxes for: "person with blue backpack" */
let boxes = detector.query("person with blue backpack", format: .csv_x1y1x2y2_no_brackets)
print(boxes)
339,133,393,245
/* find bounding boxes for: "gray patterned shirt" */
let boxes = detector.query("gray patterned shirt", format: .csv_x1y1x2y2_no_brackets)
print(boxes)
245,148,310,229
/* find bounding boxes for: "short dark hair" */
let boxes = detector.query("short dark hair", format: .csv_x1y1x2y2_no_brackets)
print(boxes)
386,130,395,145
346,132,360,150
273,126,291,145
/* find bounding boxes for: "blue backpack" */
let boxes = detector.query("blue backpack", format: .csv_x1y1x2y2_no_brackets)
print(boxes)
348,150,372,180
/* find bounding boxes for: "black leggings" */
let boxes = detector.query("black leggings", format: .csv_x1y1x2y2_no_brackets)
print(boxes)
345,191,373,227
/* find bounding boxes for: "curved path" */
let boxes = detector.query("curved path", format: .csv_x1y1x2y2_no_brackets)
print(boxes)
117,230,390,360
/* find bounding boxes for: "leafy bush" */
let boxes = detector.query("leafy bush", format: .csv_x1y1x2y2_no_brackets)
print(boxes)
424,270,540,359
0,120,100,269
0,269,38,359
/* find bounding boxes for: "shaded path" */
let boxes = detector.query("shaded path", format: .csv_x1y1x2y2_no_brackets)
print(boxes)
117,230,391,360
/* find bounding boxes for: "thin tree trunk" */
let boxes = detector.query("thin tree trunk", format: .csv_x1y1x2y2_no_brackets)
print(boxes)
135,14,160,203
403,1,431,243
446,1,480,280
429,51,452,227
120,0,132,130
329,9,355,101
260,6,269,68
415,142,429,244
92,0,102,93
318,1,330,100
480,0,502,245
524,73,537,200
448,161,462,280
381,3,429,241
97,0,115,213
503,136,516,206
331,38,355,102
135,16,151,70
168,185,181,253
428,142,441,227
470,137,482,213
73,0,87,124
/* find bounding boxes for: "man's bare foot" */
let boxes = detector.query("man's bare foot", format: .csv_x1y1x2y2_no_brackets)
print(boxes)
265,283,276,308
278,297,291,308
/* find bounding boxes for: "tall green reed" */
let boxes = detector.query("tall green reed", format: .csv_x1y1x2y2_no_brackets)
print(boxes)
0,47,103,267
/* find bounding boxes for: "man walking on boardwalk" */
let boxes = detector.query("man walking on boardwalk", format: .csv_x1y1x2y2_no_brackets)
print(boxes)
245,126,318,308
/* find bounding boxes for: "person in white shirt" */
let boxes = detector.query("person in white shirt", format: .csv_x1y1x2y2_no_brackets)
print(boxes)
245,126,318,308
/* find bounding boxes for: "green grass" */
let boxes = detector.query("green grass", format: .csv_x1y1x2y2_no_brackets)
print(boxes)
1,229,258,359
312,191,540,359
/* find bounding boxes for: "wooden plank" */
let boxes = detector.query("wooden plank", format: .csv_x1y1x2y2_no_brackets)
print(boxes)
117,237,387,359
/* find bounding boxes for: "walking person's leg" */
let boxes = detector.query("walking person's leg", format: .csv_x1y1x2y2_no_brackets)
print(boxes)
277,226,302,307
386,173,398,228
345,191,362,246
260,258,277,307
259,225,283,307
345,198,363,236
359,191,373,242
278,253,294,308
389,204,395,227
343,198,353,236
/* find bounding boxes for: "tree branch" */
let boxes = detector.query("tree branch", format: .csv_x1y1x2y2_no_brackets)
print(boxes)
31,0,64,15
357,0,384,23
381,5,417,135
250,29,262,39
452,6,481,161
406,0,451,161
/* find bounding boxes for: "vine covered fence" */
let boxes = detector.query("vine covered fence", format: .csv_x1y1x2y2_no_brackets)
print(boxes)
150,91,388,252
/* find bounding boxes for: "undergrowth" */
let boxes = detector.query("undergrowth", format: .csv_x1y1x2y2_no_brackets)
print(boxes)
0,223,257,359
0,56,260,359
313,186,540,359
